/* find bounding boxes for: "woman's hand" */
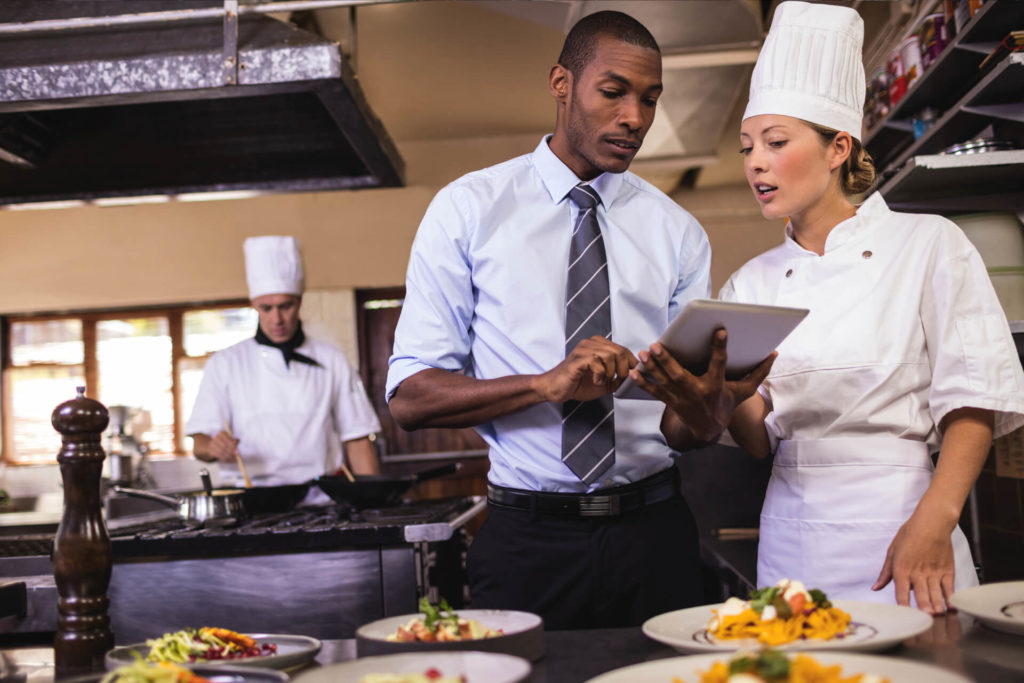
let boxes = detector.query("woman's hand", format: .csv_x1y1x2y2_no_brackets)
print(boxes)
873,512,956,614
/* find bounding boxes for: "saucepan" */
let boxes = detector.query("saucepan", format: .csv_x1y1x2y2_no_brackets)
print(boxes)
113,469,245,526
315,462,460,509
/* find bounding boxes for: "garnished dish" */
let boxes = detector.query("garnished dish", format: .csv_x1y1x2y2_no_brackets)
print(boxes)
145,627,278,662
708,580,852,646
359,669,466,682
101,660,213,683
678,649,890,683
388,598,504,643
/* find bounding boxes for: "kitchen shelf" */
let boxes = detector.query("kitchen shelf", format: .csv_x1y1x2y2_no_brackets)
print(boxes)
877,149,1024,212
864,0,1024,171
879,52,1024,173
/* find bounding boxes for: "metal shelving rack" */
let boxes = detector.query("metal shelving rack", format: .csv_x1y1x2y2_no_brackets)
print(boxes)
864,0,1024,213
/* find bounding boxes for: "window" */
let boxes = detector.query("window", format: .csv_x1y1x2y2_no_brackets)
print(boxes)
2,303,257,465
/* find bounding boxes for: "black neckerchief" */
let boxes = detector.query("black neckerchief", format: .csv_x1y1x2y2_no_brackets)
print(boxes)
254,321,322,368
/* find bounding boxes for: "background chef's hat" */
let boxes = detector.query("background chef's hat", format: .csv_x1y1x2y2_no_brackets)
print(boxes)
244,235,304,299
743,0,865,140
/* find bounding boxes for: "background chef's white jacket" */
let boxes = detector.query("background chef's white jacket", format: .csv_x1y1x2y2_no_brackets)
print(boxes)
186,337,381,485
720,192,1024,451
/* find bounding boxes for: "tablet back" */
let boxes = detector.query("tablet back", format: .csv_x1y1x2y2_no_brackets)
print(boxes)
613,299,808,400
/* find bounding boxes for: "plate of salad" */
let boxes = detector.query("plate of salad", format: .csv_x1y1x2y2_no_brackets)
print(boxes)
356,597,544,661
105,627,321,671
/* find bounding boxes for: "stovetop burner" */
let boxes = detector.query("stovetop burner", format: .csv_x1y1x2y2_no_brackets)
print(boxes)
107,497,480,558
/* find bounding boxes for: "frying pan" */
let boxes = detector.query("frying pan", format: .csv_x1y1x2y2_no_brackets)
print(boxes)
315,462,460,508
235,481,312,514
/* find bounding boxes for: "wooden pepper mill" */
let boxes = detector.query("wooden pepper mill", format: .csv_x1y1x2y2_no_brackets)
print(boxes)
51,386,114,676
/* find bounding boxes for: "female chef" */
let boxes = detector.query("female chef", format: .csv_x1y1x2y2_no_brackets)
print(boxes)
687,1,1024,613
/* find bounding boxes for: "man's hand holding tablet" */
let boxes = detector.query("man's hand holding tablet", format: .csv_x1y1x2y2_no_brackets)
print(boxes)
615,299,809,401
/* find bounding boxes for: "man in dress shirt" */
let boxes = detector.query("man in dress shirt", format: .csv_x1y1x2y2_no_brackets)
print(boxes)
386,12,772,628
188,236,381,487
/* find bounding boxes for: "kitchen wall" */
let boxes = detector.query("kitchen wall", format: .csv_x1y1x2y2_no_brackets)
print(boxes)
0,182,777,316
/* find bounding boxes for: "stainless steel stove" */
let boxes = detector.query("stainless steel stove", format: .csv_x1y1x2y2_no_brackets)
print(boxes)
0,496,485,643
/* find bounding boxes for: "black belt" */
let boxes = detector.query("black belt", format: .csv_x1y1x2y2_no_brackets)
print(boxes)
487,466,678,518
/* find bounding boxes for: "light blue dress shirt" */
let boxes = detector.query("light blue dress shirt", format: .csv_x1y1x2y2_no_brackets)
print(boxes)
387,136,712,493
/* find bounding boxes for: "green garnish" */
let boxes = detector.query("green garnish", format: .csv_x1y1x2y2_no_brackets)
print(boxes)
809,588,831,608
749,586,779,614
418,596,459,632
729,649,790,680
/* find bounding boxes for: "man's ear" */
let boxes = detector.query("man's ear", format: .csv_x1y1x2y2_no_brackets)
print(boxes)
549,64,570,103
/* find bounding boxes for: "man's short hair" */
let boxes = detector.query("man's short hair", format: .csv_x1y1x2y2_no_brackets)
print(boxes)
557,10,660,78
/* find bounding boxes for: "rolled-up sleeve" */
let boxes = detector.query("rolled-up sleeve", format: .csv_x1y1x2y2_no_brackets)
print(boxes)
923,224,1024,438
386,184,477,402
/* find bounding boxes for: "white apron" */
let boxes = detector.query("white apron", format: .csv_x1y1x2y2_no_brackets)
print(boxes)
758,437,978,604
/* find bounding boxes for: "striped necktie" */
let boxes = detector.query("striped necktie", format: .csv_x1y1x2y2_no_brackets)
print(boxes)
561,183,615,486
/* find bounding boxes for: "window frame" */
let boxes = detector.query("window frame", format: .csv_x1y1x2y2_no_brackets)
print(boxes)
1,300,251,465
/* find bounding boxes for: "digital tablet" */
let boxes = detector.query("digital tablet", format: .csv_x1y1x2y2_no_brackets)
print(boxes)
614,299,809,400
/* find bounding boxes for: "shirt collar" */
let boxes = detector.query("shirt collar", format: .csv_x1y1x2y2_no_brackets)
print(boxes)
784,192,889,255
532,135,625,209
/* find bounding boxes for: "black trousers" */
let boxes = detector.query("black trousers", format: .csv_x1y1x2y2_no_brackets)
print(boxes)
466,481,703,630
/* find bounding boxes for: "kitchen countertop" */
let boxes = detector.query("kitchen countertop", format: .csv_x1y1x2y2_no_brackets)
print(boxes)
311,612,1024,682
0,612,1021,681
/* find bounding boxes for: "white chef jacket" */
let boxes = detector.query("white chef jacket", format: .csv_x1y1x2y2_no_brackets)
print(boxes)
719,192,1024,602
720,192,1024,449
186,337,381,486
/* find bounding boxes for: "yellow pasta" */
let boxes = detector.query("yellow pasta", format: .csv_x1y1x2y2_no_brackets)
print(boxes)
711,606,851,646
692,652,890,683
707,580,852,646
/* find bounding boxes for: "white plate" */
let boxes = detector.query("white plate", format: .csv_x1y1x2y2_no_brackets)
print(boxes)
105,633,322,670
950,580,1024,636
356,609,544,661
583,651,970,683
73,664,289,683
293,651,531,683
642,599,932,653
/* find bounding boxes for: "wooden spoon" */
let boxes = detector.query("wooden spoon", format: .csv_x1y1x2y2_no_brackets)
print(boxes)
336,461,356,483
222,421,253,489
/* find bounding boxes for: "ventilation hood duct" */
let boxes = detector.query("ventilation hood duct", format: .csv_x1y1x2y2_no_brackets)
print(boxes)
0,1,404,206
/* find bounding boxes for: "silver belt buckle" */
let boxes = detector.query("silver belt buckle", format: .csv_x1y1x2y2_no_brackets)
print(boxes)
579,494,620,517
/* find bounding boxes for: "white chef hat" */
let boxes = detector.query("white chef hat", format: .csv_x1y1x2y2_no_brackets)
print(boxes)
743,0,865,140
244,236,304,299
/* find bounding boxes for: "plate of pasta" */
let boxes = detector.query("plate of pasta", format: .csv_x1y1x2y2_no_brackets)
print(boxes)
949,580,1024,636
581,649,970,683
643,581,932,653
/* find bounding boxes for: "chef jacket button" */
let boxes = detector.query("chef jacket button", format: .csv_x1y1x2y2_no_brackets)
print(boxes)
862,250,872,259
785,269,793,278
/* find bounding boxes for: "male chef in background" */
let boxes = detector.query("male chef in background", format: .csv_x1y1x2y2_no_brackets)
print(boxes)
187,235,381,486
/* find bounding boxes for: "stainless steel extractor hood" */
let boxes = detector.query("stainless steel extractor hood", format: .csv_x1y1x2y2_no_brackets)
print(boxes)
0,1,404,206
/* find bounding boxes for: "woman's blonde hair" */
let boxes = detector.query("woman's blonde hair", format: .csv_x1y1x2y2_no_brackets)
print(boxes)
808,122,875,196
